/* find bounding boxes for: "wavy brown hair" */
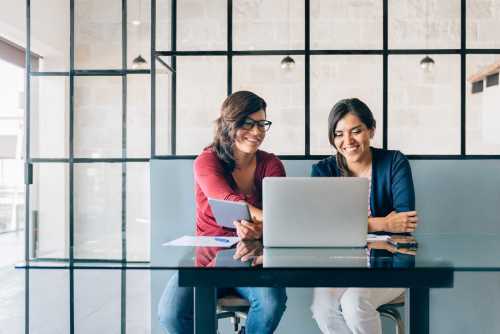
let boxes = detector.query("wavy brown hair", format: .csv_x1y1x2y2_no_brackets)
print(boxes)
212,91,267,173
328,98,376,176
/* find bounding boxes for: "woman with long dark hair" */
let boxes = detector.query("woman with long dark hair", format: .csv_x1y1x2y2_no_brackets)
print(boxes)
158,91,287,334
310,98,419,334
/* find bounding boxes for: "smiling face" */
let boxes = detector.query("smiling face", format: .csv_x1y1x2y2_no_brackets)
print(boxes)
233,110,267,155
333,113,374,164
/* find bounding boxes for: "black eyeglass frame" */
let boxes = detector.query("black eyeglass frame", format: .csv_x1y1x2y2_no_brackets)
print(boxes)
240,118,273,132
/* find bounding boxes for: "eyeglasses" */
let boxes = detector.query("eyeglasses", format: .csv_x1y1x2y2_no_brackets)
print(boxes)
240,118,272,132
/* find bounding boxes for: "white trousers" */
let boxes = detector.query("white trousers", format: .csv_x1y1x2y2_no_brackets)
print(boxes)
311,287,404,334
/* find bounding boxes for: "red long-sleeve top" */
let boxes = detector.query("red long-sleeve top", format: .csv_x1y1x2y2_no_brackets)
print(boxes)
194,147,286,237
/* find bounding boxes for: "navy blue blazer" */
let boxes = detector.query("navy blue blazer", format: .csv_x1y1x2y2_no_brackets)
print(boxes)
310,147,415,218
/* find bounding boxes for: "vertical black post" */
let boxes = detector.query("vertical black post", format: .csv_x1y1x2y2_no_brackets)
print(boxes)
151,0,156,157
227,0,233,96
171,0,177,155
24,2,31,333
460,0,466,155
405,287,430,334
69,1,75,333
121,268,127,334
194,287,217,334
382,0,388,150
121,0,128,263
305,0,310,156
121,1,127,334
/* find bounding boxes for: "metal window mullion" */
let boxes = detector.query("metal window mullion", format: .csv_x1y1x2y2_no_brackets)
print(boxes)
121,0,127,266
145,153,500,160
69,1,75,334
382,0,388,149
155,49,500,56
305,0,310,156
461,0,466,156
121,2,127,334
227,0,232,96
24,1,32,334
30,71,70,76
171,0,177,155
151,0,156,157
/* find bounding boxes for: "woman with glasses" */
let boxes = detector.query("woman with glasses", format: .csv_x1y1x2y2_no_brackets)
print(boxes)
158,91,287,334
310,98,419,334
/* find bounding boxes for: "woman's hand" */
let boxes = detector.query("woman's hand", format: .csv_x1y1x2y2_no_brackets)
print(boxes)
384,211,419,233
368,240,417,256
233,240,263,262
368,241,397,252
233,219,263,240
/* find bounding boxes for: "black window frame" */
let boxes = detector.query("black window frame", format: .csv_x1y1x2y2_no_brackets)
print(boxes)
21,1,500,333
151,0,500,160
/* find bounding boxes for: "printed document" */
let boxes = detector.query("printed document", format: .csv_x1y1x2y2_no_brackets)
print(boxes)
162,235,239,248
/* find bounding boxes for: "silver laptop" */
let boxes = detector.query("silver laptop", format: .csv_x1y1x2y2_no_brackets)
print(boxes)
263,177,369,247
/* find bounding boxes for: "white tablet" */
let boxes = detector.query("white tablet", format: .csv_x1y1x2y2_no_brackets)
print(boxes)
208,198,251,230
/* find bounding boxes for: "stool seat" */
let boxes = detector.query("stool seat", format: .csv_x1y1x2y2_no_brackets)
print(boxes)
217,295,250,312
377,293,405,334
217,295,250,333
378,293,405,310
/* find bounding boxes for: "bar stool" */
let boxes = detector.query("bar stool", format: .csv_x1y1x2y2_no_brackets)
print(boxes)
218,293,404,334
377,293,405,334
217,295,250,334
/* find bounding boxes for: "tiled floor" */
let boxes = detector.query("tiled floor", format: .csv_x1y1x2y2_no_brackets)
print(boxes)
0,232,152,334
0,231,24,334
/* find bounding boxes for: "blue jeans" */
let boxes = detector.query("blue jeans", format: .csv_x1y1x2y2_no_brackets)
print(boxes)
158,273,287,334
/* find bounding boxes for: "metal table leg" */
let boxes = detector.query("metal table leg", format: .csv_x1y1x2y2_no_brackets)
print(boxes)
405,287,430,334
194,287,217,334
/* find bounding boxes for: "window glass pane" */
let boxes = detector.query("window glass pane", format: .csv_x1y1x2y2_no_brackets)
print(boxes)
126,271,150,333
155,56,173,155
467,0,500,48
466,54,500,154
311,0,382,50
0,263,23,333
389,0,460,49
126,163,150,261
30,76,69,158
31,0,70,71
176,56,227,155
31,163,68,259
74,76,122,158
75,270,121,333
0,59,25,160
74,163,121,260
128,0,150,69
75,0,122,69
156,0,172,51
233,55,305,155
127,75,150,158
233,0,305,51
388,55,461,154
0,160,24,234
310,55,383,155
0,59,26,233
178,0,227,51
29,271,69,333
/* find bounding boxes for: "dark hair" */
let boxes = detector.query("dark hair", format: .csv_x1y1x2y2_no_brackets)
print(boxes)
327,98,376,176
212,91,267,173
